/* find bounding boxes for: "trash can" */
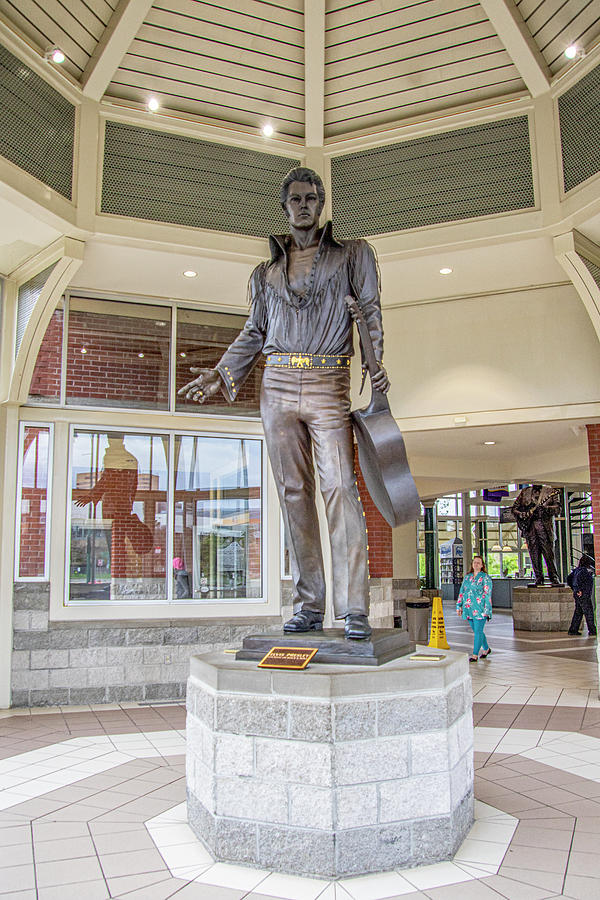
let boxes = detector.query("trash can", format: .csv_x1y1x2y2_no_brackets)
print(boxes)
406,600,431,643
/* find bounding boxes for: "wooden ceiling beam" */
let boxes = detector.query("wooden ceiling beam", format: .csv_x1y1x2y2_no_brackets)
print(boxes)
304,0,325,147
81,0,153,101
479,0,551,96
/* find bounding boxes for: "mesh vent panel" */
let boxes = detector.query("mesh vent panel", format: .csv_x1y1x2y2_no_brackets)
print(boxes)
16,264,57,358
559,64,600,192
0,44,75,199
101,122,301,236
331,117,534,238
581,255,600,290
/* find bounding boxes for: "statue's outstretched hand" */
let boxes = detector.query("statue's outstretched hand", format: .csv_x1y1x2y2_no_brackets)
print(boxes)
178,368,222,404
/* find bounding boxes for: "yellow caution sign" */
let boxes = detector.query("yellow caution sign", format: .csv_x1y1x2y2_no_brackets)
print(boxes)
428,596,450,650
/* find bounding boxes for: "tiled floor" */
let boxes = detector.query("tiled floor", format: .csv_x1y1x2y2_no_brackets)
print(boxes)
1,610,599,899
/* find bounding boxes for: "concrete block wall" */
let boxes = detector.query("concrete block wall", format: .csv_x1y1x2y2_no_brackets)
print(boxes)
11,583,280,707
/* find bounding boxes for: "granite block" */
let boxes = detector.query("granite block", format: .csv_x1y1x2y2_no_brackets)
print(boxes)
107,685,144,702
215,818,257,864
13,587,49,610
88,628,127,646
144,681,184,700
12,669,49,690
164,627,199,645
258,824,335,877
126,628,164,645
446,680,465,724
410,730,450,775
216,695,288,737
11,689,30,707
255,738,332,786
13,632,49,650
69,687,108,705
377,692,447,735
187,754,216,812
87,666,125,687
289,700,332,742
410,815,454,865
334,736,409,785
29,611,49,631
216,776,287,824
69,648,107,668
333,700,376,741
187,681,215,728
379,773,451,821
187,791,216,850
49,629,87,649
187,717,216,769
288,784,333,829
214,733,253,777
335,823,411,876
11,650,30,670
50,668,88,689
335,783,378,829
106,647,144,666
29,688,69,707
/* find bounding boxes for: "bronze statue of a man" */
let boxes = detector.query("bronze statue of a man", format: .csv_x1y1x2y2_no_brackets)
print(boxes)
511,484,562,586
179,167,389,639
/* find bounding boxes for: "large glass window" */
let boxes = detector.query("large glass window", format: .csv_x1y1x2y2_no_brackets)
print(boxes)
66,300,171,410
16,424,52,580
68,429,168,603
173,434,262,600
175,308,263,416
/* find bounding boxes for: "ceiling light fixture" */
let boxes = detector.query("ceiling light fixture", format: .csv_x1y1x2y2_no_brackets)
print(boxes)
80,347,87,354
45,47,65,64
439,267,453,275
484,441,496,445
565,44,578,59
183,270,197,278
155,321,167,327
179,352,187,358
138,352,145,358
147,96,160,112
261,123,274,137
491,544,502,552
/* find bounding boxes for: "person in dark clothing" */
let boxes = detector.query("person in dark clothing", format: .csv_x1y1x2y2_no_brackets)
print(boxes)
567,554,597,636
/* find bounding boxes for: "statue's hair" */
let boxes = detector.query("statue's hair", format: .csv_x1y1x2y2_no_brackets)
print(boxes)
280,167,325,213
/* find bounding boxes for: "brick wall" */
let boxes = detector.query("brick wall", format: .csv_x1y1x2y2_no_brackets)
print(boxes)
66,310,170,408
354,446,393,578
587,424,600,565
29,310,62,401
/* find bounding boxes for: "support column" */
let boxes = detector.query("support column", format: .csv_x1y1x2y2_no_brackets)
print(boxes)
461,493,472,566
423,501,437,590
477,521,488,563
586,424,600,566
0,405,20,708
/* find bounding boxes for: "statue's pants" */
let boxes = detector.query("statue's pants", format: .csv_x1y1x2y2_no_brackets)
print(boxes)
260,367,369,618
526,520,559,583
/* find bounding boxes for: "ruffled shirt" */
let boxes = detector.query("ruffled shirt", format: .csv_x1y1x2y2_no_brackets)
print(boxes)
456,572,493,620
215,221,383,402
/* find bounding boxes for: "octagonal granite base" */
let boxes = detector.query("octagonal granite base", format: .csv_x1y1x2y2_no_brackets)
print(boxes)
186,650,474,879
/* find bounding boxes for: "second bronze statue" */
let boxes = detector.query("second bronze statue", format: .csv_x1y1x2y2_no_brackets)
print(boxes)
179,167,392,640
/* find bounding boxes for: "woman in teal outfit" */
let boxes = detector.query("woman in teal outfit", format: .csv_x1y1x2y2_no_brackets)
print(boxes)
457,555,493,662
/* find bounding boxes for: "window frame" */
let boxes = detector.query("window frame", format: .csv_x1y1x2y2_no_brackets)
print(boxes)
14,421,53,582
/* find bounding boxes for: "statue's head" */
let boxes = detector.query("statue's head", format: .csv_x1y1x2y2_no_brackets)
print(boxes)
280,167,325,218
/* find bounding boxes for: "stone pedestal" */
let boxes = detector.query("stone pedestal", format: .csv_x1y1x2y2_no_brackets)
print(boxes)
512,585,573,631
186,650,474,878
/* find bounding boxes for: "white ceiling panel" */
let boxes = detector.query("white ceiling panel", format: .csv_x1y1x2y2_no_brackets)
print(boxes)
516,0,600,73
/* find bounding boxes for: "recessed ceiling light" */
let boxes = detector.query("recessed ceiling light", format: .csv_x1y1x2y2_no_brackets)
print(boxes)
138,352,145,358
483,441,496,445
261,123,274,137
80,347,87,354
147,96,160,112
439,267,453,275
155,321,167,327
179,352,187,358
183,270,197,278
565,45,578,59
45,47,65,64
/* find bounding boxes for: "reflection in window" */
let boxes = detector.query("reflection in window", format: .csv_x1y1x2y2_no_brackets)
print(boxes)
174,435,262,600
175,308,263,416
66,299,170,410
69,430,168,603
16,425,51,579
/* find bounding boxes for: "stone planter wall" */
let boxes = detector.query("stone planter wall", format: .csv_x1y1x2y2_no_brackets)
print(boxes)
512,586,573,631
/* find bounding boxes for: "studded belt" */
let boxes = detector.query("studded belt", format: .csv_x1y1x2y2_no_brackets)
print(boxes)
265,354,351,369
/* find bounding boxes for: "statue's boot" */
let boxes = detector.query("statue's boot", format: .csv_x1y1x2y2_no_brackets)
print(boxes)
283,609,323,633
345,614,372,640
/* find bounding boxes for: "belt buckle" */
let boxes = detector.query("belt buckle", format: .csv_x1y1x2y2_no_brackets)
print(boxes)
290,354,311,369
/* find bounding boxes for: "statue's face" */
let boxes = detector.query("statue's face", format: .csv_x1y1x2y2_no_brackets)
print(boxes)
283,181,320,230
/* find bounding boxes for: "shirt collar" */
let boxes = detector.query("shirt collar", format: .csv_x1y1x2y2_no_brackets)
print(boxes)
268,220,343,261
